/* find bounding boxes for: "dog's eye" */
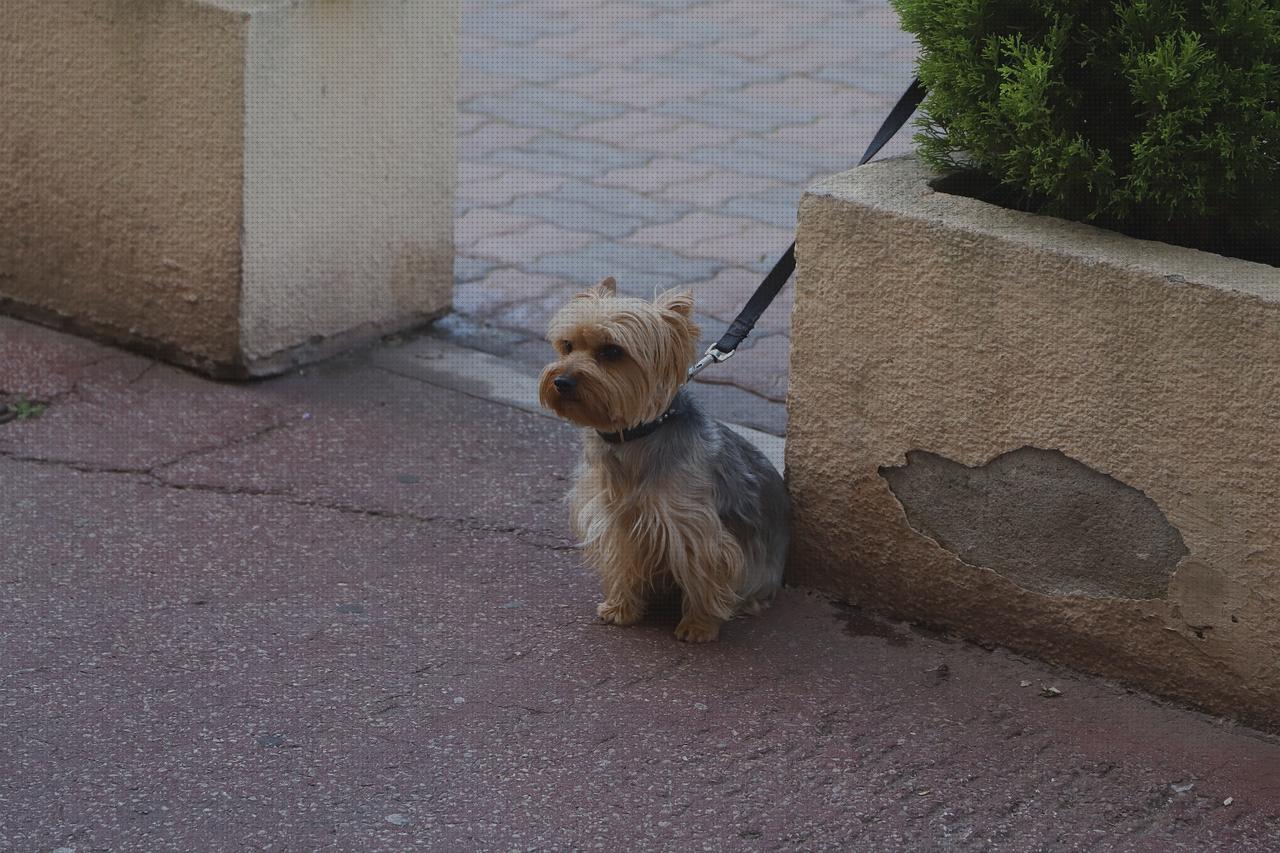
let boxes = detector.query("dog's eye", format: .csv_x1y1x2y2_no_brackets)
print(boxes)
598,344,624,362
559,340,573,355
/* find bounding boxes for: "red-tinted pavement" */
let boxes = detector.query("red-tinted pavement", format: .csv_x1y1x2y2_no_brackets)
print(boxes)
3,316,1279,851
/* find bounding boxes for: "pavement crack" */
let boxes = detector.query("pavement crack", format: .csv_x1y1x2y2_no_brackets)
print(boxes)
3,448,576,551
152,417,302,472
127,361,157,385
0,451,152,478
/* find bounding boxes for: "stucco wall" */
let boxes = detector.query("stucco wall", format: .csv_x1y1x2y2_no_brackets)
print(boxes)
0,0,247,369
240,0,456,368
788,155,1280,728
1,0,455,376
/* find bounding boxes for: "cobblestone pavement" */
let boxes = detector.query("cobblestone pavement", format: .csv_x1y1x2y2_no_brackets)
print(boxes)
453,0,918,435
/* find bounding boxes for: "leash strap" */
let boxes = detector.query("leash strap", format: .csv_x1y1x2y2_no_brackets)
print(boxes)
689,77,927,378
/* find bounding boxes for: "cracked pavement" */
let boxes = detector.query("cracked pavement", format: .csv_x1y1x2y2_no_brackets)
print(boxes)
4,315,1280,851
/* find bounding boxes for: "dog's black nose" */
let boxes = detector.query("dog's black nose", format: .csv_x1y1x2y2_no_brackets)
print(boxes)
553,375,577,393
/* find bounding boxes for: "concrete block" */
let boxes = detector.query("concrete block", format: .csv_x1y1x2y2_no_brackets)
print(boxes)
788,155,1280,727
1,0,456,377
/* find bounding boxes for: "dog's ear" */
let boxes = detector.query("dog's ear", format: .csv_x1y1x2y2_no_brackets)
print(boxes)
657,288,693,317
576,277,617,300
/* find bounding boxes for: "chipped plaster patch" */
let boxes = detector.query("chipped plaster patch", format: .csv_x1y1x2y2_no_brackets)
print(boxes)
880,448,1188,599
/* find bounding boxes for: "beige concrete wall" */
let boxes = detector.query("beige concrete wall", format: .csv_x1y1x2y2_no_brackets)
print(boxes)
0,0,248,369
1,0,455,376
239,0,456,369
788,155,1280,728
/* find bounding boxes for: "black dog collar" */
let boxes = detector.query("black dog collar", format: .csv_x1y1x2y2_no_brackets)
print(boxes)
597,403,682,444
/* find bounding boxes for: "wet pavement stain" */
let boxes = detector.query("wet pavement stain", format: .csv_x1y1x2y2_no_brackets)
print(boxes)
837,605,910,646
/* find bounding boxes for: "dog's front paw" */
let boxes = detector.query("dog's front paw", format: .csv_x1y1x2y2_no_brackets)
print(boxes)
674,617,721,643
597,600,643,626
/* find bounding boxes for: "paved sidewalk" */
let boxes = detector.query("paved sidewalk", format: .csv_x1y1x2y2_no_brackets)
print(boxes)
4,317,1280,851
453,0,919,435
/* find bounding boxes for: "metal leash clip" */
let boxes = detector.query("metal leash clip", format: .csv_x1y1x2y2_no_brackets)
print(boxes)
687,344,735,379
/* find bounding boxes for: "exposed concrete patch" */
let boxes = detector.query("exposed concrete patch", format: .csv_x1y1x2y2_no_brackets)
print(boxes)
880,448,1188,600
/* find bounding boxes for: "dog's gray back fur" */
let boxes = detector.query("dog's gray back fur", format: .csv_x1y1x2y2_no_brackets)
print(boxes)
597,388,791,605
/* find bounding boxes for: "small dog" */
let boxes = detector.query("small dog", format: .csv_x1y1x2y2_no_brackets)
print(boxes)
539,278,790,642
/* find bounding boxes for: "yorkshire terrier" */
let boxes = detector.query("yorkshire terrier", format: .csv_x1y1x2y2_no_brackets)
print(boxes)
538,278,790,643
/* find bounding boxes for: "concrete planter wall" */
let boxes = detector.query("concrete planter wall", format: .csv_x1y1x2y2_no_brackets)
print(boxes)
1,0,456,377
788,155,1280,727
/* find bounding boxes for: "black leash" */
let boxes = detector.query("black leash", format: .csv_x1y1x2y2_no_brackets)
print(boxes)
688,77,927,378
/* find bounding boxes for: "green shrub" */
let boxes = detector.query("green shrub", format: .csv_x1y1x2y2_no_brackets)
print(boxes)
892,0,1280,264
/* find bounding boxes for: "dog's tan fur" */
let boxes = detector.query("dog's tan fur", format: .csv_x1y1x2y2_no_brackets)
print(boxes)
539,279,765,643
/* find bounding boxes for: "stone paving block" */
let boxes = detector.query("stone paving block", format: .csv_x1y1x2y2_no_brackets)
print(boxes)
764,111,908,153
616,16,756,46
531,250,684,291
655,170,782,207
656,91,820,132
655,100,797,133
552,68,657,98
780,0,873,10
758,39,877,74
487,149,617,178
589,0,662,22
816,63,919,96
602,78,722,109
690,264,768,321
635,51,785,87
717,30,819,60
687,147,813,181
469,223,597,265
857,3,910,26
461,33,505,55
716,197,797,230
598,157,714,193
576,242,723,282
457,169,569,209
487,280,591,332
788,18,918,51
456,123,541,156
453,269,576,316
458,112,490,134
573,36,688,65
533,26,624,57
463,8,579,42
627,0,707,8
506,85,627,120
709,0,830,24
530,242,722,289
550,180,691,223
454,257,501,284
465,96,597,132
520,134,650,169
506,0,612,14
684,221,796,267
453,278,517,318
627,122,743,156
725,136,859,173
503,196,645,237
623,212,752,252
459,161,508,183
576,111,684,145
463,50,598,83
741,76,889,115
455,208,537,248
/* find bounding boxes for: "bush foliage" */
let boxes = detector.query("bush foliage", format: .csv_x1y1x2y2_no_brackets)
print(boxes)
892,0,1280,263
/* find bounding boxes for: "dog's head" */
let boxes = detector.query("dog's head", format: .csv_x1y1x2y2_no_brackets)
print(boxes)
538,278,700,432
